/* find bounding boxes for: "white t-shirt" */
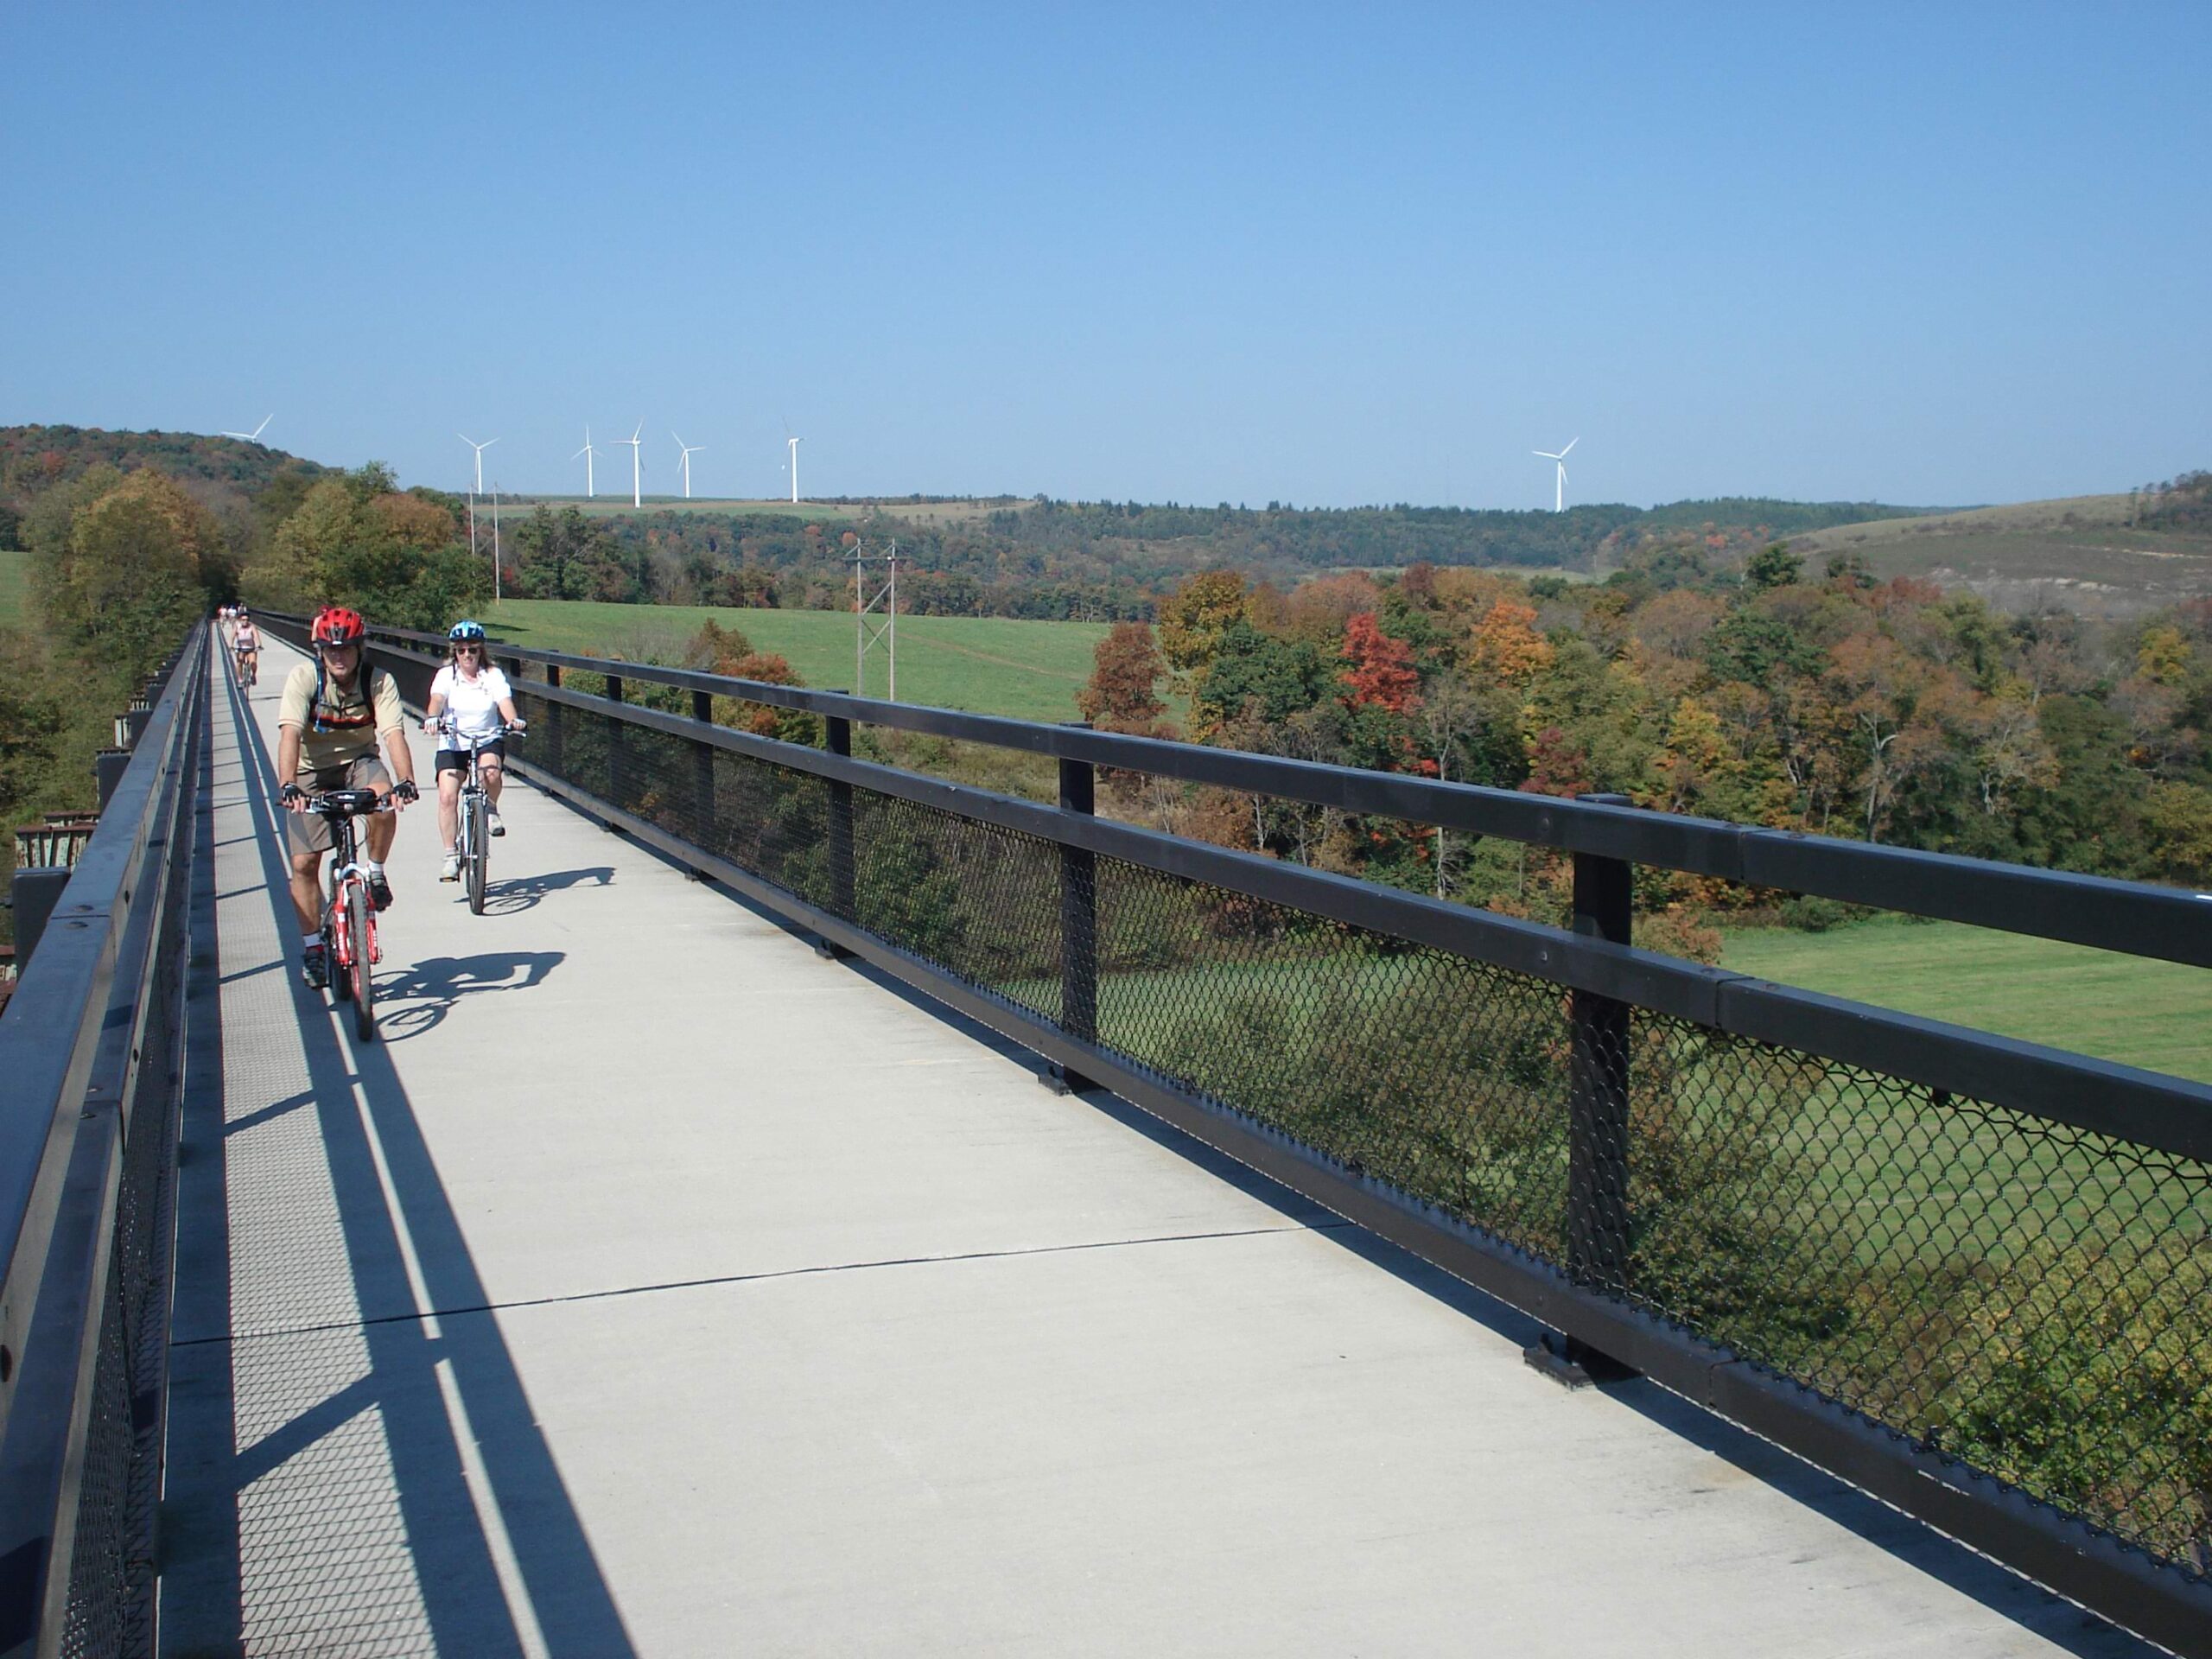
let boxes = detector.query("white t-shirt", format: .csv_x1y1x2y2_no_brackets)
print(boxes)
430,664,513,749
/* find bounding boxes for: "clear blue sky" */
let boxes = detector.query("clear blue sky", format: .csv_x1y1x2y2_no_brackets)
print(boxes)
4,2,2206,510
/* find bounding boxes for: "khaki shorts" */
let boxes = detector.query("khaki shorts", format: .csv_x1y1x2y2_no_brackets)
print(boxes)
285,755,392,855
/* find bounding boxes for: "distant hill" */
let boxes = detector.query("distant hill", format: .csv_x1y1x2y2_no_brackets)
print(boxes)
0,423,329,500
1788,488,2212,616
524,492,1935,618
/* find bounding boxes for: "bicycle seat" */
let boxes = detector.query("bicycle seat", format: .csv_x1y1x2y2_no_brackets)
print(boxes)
313,788,384,816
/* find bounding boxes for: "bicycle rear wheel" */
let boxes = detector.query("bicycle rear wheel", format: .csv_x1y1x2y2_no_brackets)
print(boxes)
348,882,376,1040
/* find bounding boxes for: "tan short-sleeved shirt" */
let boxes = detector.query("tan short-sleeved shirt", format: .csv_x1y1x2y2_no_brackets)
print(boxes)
278,659,405,776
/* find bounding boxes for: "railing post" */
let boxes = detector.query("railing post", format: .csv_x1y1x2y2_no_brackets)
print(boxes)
604,673,626,817
688,689,715,877
543,664,564,779
1045,723,1098,1094
820,696,855,957
94,748,130,810
9,868,71,971
1528,791,1638,1387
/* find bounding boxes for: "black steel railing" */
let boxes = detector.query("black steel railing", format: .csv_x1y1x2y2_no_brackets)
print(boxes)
0,626,205,1659
260,612,2212,1655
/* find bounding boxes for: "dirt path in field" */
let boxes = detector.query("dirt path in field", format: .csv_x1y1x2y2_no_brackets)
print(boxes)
917,638,1089,683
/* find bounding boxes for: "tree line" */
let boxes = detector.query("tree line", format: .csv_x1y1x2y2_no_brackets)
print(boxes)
0,448,494,941
494,493,1931,623
1072,542,2212,956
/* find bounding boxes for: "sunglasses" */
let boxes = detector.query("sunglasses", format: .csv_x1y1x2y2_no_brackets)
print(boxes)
455,644,483,653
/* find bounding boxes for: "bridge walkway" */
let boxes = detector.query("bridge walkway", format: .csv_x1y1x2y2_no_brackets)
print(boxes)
156,638,2139,1656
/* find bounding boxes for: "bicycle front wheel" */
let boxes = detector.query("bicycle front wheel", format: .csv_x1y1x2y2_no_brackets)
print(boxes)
327,911,351,1003
467,803,489,915
348,883,376,1040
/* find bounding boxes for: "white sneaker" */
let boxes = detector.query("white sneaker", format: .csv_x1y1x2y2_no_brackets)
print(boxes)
440,852,461,881
487,804,505,838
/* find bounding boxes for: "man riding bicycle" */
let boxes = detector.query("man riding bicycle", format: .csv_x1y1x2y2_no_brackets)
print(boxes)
232,609,261,685
276,606,418,988
422,620,525,881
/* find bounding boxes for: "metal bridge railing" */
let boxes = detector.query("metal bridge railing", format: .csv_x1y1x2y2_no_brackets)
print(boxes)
263,612,2212,1655
0,626,204,1659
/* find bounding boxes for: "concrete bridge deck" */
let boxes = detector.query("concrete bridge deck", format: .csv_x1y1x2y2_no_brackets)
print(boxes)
156,639,2140,1656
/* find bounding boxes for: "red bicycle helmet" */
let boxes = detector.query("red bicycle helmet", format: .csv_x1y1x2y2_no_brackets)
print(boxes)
312,606,366,647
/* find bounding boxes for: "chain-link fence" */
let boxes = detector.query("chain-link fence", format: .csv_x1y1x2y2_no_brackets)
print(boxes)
505,672,2212,1587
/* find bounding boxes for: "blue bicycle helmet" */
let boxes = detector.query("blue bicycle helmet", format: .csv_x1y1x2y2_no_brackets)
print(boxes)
448,620,487,644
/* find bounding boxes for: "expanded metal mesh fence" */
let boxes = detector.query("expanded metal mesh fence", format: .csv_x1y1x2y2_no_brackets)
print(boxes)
0,646,206,1659
514,683,2212,1579
60,945,185,1659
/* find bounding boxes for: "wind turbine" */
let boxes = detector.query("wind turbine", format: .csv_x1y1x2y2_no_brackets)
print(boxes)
1533,437,1579,512
787,435,802,505
615,422,644,507
673,432,705,499
220,415,273,443
573,427,601,498
458,433,499,494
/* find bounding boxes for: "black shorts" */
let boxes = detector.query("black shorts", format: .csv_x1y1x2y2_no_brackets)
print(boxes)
435,741,505,775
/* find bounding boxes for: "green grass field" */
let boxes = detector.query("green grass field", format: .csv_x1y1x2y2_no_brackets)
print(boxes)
492,496,870,523
483,599,1108,723
487,496,1027,528
0,548,29,627
1721,915,2212,1083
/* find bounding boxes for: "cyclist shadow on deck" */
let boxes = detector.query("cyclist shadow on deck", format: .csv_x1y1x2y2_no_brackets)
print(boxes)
372,950,565,1041
478,863,615,917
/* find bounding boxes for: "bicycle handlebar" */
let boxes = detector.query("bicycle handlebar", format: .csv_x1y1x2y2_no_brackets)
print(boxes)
300,787,397,817
425,717,524,746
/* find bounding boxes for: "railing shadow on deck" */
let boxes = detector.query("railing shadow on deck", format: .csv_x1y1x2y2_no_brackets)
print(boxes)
159,663,635,1657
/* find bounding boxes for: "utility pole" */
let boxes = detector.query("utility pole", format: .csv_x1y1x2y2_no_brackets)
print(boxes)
847,538,911,701
491,484,502,604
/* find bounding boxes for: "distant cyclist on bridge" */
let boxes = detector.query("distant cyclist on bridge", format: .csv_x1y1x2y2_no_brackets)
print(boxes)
276,606,418,987
422,620,524,881
231,608,261,687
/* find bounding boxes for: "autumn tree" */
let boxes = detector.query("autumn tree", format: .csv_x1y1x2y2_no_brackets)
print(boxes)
1467,599,1554,687
1077,621,1170,734
255,464,484,629
683,620,817,742
38,470,221,676
1285,572,1383,642
1155,569,1252,699
1338,613,1421,714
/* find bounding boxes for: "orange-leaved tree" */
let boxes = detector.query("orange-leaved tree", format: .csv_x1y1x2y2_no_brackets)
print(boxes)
1468,599,1554,687
1338,613,1421,715
1077,621,1171,735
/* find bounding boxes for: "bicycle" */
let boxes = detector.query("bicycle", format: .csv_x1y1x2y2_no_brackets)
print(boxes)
432,718,520,916
232,643,258,688
302,788,393,1039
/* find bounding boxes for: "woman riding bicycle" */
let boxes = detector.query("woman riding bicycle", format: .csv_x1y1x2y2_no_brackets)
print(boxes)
232,608,261,685
423,620,525,882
